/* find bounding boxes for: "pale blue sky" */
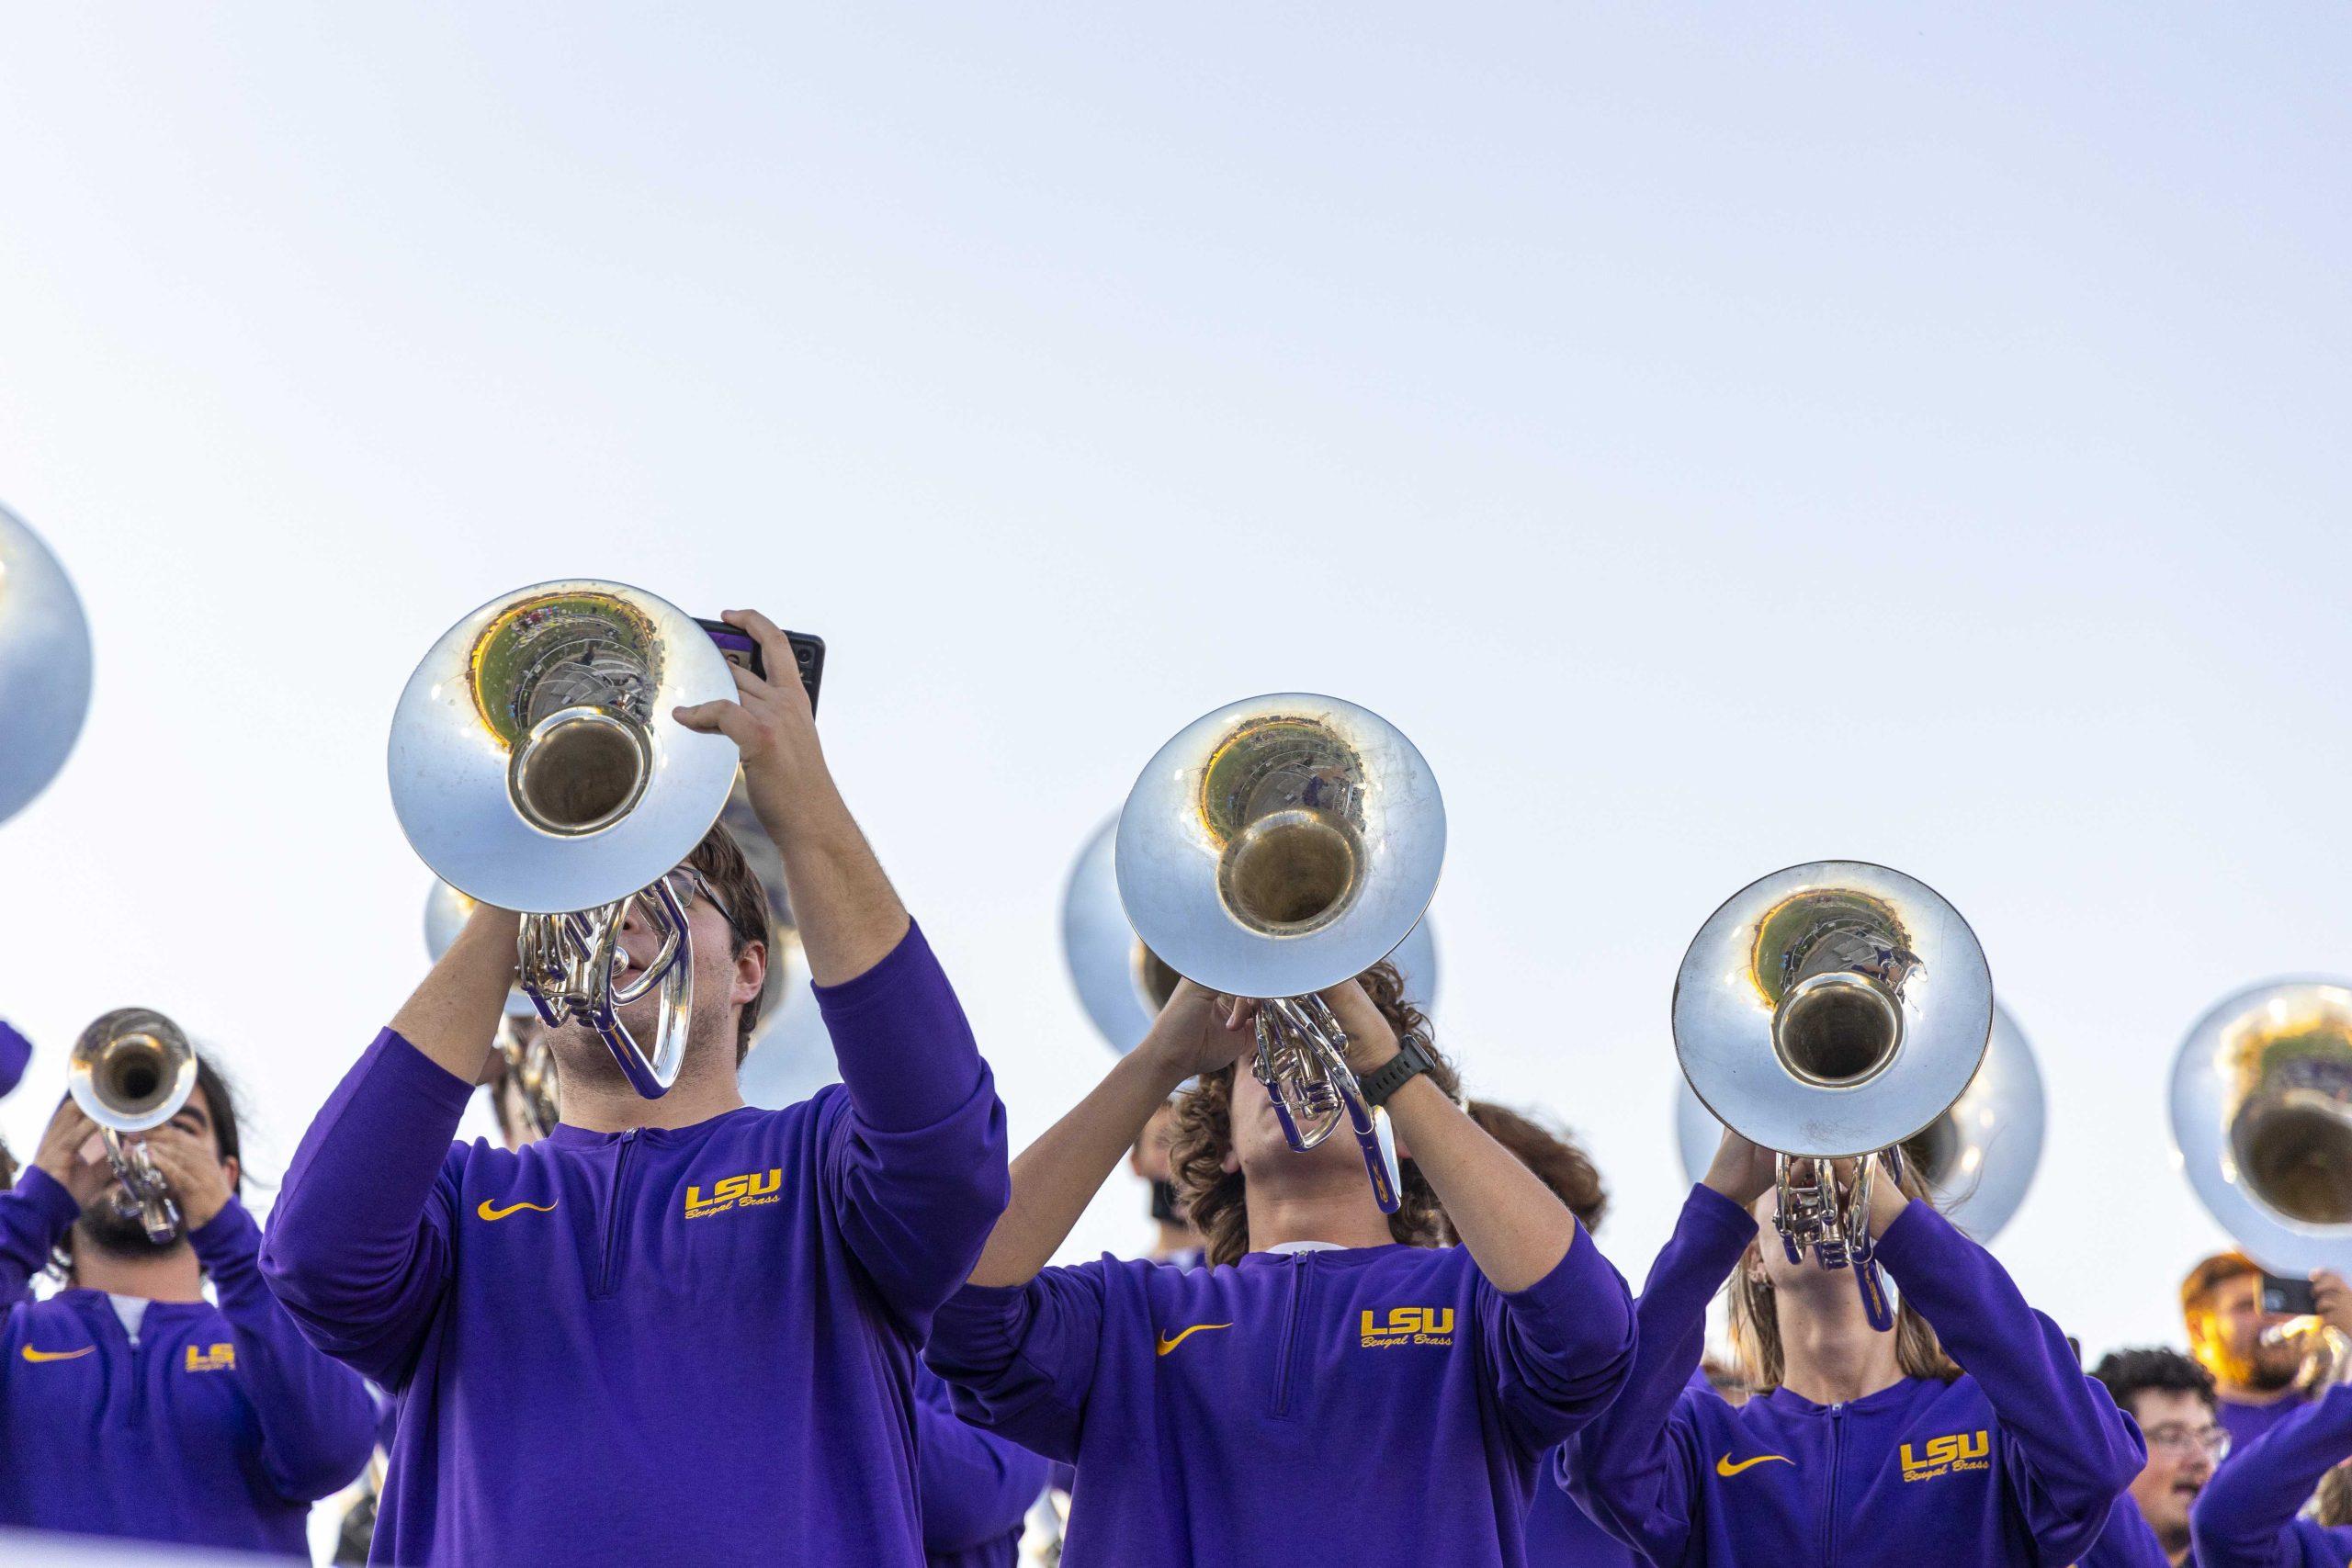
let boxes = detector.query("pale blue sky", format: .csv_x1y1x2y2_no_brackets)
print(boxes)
2,6,2347,1376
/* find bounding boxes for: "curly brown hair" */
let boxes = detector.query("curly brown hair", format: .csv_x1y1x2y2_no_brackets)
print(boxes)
1462,1101,1607,1233
1724,1160,1961,1391
1169,959,1461,1268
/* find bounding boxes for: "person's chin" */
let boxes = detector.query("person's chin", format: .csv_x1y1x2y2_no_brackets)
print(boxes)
74,1207,186,1259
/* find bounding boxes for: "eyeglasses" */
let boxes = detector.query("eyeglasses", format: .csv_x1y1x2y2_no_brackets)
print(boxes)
2144,1423,2232,1461
658,865,757,945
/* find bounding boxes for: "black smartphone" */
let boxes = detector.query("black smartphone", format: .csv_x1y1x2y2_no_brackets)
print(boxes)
697,619,826,717
2262,1272,2318,1316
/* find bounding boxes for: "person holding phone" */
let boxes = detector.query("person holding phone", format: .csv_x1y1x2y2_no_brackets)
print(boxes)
0,1058,376,1557
2182,1254,2328,1462
262,608,1011,1566
924,965,1637,1567
1565,1130,2143,1567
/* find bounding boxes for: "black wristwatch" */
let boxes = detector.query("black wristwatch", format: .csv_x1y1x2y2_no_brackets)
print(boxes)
1359,1031,1438,1110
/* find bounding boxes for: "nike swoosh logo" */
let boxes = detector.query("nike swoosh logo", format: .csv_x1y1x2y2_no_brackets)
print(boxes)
1716,1452,1793,1478
477,1199,558,1223
20,1346,94,1363
1155,1323,1234,1357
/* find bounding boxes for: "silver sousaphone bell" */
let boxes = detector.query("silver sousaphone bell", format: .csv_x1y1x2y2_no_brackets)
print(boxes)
1675,861,1993,1331
0,502,95,826
1674,999,2043,1245
69,1009,200,1244
390,581,740,1099
1064,814,1440,1055
2171,979,2352,1277
1115,694,1445,1215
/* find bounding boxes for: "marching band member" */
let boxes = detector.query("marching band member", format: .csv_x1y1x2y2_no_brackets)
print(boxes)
0,1059,376,1556
1132,1094,1205,1270
1566,1130,2143,1567
261,609,1011,1565
2186,1270,2352,1568
2183,1254,2317,1461
2085,1348,2232,1566
925,964,1637,1567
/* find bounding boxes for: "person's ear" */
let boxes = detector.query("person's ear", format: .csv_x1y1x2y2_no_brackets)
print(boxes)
731,938,766,1009
221,1155,242,1196
1220,1142,1240,1176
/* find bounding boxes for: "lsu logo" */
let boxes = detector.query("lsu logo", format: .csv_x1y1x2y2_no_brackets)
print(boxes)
684,1168,783,1220
184,1343,235,1374
1899,1429,1991,1482
1359,1306,1455,1349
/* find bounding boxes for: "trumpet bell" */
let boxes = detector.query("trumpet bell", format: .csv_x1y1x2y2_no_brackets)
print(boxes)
1676,1000,2043,1241
388,581,740,913
1114,694,1443,1002
2171,978,2352,1275
1064,815,1438,1053
1674,861,1993,1160
69,1008,198,1134
0,503,94,826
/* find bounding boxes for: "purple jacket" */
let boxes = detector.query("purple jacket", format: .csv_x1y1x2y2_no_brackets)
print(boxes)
260,921,1010,1566
918,1363,1048,1568
2192,1382,2352,1568
0,1168,376,1557
1567,1187,2143,1568
928,1229,1636,1568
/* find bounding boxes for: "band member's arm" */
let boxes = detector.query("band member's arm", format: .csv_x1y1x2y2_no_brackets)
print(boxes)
0,1168,82,1305
1306,985,1634,1445
915,1365,1053,1556
1869,1194,2145,1563
1566,1185,1754,1567
2191,1382,2352,1568
164,1161,379,1502
258,925,498,1384
925,1262,1110,1465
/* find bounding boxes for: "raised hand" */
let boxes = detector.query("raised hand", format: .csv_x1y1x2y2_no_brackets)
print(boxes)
31,1098,115,1210
138,1125,236,1232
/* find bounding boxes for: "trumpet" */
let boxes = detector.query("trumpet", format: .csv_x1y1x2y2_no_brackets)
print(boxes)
2171,978,2352,1281
1114,694,1444,1214
1062,814,1438,1056
389,581,741,1099
1673,999,2044,1245
0,502,94,826
1674,862,1993,1331
68,1009,199,1244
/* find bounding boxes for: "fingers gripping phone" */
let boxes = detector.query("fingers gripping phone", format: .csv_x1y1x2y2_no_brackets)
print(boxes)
697,619,826,717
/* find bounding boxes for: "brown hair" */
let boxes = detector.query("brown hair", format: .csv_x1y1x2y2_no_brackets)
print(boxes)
680,822,771,1064
1170,959,1460,1268
2181,1251,2260,1315
2317,1460,2352,1529
1462,1101,1608,1232
1724,1161,1961,1391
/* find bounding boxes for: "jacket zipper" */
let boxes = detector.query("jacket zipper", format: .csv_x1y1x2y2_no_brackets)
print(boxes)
1271,1254,1309,1418
594,1130,639,1300
1822,1403,1844,1568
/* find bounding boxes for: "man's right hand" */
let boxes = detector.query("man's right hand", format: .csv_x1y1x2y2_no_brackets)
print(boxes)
32,1099,114,1209
1139,981,1255,1086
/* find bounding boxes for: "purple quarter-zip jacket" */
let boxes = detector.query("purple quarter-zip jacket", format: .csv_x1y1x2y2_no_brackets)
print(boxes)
0,1167,376,1557
260,920,1010,1566
918,1363,1048,1568
927,1227,1636,1568
2191,1382,2352,1568
1567,1186,2143,1568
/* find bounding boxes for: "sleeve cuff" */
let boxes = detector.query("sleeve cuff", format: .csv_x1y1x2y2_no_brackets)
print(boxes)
1864,1195,1951,1275
810,918,932,1015
1503,1221,1633,1339
373,1029,485,1118
13,1165,85,1240
187,1197,263,1269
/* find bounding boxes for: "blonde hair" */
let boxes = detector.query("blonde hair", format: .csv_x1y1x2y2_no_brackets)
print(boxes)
1724,1162,1961,1391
